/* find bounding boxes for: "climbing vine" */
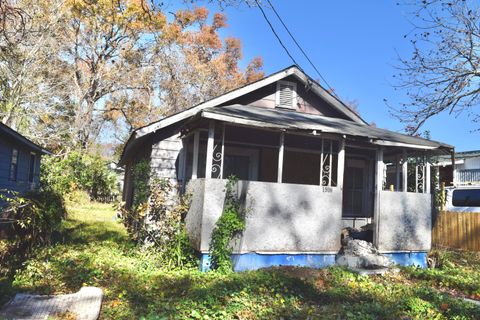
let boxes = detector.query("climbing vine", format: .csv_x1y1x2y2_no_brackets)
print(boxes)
209,176,246,272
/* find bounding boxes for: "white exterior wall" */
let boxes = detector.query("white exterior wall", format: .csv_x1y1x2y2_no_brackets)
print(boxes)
185,178,343,253
462,157,480,170
185,179,205,249
377,191,432,252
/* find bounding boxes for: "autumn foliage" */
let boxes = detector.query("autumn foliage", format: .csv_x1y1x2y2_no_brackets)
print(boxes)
0,0,263,152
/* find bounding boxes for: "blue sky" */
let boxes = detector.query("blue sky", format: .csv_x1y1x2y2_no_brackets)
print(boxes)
165,0,479,151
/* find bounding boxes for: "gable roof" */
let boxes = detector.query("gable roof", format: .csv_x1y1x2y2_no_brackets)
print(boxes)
0,122,51,155
119,65,453,165
120,66,369,164
136,66,366,137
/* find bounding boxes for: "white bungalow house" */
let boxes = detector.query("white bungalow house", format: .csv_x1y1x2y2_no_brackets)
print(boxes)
436,150,480,186
119,66,453,271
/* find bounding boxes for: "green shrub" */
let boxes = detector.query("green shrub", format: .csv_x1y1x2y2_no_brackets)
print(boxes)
42,151,119,202
0,188,66,262
131,159,151,207
117,160,150,240
117,160,197,269
209,176,245,272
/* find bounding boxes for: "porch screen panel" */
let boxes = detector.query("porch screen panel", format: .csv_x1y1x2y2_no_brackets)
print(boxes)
195,131,208,178
283,135,338,187
384,155,403,191
184,137,207,179
184,137,193,181
283,150,320,185
405,155,428,193
320,139,339,187
211,127,224,179
223,153,251,180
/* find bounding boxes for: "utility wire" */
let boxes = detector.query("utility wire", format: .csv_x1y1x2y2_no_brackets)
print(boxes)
253,0,302,69
265,0,336,95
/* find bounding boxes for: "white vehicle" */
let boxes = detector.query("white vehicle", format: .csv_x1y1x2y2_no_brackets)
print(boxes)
445,186,480,212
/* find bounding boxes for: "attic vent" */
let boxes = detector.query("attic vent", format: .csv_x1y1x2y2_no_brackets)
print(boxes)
276,81,297,109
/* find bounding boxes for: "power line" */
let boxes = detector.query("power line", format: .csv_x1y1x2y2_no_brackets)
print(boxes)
265,0,336,94
253,0,302,69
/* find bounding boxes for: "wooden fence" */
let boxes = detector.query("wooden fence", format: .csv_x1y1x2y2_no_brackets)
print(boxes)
432,211,480,251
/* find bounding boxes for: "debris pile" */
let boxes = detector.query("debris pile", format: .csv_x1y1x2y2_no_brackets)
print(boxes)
337,227,394,270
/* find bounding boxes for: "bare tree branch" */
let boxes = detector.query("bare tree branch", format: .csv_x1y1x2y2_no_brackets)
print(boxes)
392,0,480,134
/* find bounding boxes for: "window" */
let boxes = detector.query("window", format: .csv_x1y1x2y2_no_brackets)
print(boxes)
452,189,480,207
28,153,36,183
9,148,18,181
276,81,297,109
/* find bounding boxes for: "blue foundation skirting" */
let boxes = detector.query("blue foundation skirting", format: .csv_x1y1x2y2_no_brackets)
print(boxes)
200,251,429,272
382,252,428,268
200,253,336,272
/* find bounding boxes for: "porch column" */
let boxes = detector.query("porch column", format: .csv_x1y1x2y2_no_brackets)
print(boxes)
277,131,285,183
402,149,408,192
220,123,225,179
192,130,200,179
415,163,419,193
374,147,384,247
205,121,215,178
180,137,188,190
426,161,431,194
451,150,456,186
395,155,401,191
337,137,345,189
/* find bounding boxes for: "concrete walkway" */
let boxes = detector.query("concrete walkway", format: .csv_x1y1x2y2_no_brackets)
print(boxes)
0,287,102,320
462,297,480,307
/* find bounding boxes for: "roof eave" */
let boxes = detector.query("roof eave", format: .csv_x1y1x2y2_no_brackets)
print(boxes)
200,107,452,151
0,123,52,155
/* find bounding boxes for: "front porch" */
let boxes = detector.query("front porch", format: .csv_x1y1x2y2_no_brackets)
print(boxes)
179,108,449,270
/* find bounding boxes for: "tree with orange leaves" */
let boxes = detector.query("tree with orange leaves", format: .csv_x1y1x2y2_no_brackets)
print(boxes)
0,0,263,152
151,7,264,115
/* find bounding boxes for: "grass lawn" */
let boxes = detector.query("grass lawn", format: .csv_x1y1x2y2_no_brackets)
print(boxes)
1,201,479,319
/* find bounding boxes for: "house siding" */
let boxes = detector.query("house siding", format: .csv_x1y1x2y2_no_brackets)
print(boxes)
458,157,480,170
0,134,41,196
223,75,351,120
150,133,183,181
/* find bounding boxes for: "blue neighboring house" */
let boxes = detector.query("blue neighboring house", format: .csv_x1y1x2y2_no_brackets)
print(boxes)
0,122,51,196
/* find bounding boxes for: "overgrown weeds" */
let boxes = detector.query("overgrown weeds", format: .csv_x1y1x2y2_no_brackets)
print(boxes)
117,160,197,269
402,249,480,300
3,201,480,319
0,188,66,305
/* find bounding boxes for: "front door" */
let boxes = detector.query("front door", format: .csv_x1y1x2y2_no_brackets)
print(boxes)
342,157,372,217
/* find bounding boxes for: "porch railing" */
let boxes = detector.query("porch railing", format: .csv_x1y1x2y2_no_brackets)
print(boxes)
455,169,480,185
